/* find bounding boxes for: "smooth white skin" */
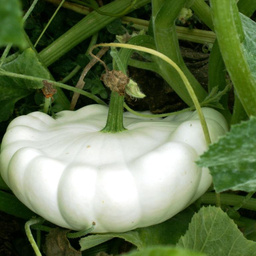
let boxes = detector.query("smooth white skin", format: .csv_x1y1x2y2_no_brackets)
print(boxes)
0,105,228,232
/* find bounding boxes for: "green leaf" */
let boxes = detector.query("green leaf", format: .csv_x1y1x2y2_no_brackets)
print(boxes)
198,117,256,192
0,0,26,47
79,208,195,251
0,48,51,121
122,246,205,256
0,190,35,219
177,206,256,256
0,174,9,190
241,13,256,81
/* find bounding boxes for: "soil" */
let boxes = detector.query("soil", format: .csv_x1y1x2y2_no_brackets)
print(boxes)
0,212,34,256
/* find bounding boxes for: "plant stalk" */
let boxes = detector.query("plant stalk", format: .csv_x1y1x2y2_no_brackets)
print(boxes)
211,0,256,116
25,218,44,256
45,0,216,44
192,0,214,30
94,43,211,144
0,69,107,106
151,0,207,106
201,192,256,211
34,0,66,48
39,0,150,66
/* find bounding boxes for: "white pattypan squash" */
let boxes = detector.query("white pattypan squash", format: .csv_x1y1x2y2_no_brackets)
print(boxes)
0,105,228,233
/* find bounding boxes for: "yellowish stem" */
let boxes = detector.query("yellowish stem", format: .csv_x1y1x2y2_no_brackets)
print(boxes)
91,43,212,145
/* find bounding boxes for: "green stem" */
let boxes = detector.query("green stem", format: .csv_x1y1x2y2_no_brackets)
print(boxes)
175,26,215,44
201,192,256,211
208,41,231,122
25,218,44,256
192,0,214,30
211,0,256,116
101,92,125,133
45,0,216,44
43,97,52,113
71,0,138,17
23,0,40,22
233,192,255,211
67,223,95,238
215,193,221,207
22,33,71,109
128,59,159,73
39,0,150,66
152,0,207,106
124,102,194,118
0,70,107,106
31,224,52,232
36,230,41,249
231,94,248,124
0,44,12,68
94,43,211,144
34,0,66,48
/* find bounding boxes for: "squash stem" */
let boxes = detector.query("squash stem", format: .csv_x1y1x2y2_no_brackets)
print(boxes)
25,217,44,256
101,92,126,133
93,43,211,144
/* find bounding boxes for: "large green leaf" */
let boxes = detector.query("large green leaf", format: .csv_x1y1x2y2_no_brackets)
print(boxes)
198,117,256,192
0,48,50,121
241,13,256,81
0,174,9,190
79,208,195,251
177,206,256,256
122,246,205,256
0,190,35,219
0,0,26,47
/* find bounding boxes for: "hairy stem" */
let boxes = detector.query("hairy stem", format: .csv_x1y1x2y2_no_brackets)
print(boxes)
192,0,213,30
152,0,207,106
101,92,125,133
211,0,256,116
25,218,44,256
0,70,107,106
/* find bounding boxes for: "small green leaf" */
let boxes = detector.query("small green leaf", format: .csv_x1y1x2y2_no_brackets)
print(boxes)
122,246,205,256
198,117,256,192
0,0,26,47
125,79,146,99
0,48,51,121
79,208,195,251
177,206,256,256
